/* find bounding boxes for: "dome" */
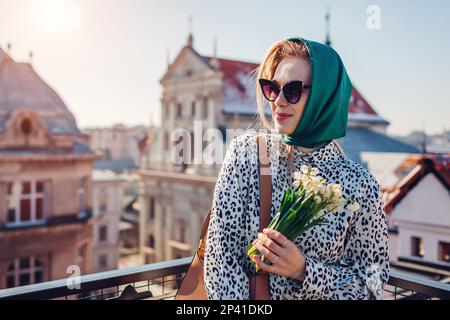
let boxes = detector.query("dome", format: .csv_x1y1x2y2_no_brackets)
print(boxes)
0,47,82,135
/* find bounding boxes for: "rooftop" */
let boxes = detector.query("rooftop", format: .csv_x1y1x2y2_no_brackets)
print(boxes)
0,47,82,136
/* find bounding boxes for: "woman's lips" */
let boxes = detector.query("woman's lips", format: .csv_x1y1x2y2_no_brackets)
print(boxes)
275,113,293,122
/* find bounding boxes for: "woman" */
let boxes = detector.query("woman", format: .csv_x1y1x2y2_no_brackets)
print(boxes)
203,37,389,300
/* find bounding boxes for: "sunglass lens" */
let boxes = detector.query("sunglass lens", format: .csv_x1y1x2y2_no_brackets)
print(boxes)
284,81,301,104
261,81,279,101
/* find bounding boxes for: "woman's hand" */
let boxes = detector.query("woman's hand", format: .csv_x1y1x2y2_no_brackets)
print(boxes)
252,228,306,281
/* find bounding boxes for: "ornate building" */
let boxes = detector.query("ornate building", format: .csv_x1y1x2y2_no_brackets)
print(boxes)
0,47,97,288
91,170,125,273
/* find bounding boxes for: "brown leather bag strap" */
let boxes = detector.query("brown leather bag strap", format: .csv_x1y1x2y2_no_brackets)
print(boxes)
197,211,211,263
249,134,272,300
257,134,272,231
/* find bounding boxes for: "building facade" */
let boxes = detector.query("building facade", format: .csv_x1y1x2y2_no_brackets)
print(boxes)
91,170,125,273
0,47,97,288
385,155,450,265
85,124,149,173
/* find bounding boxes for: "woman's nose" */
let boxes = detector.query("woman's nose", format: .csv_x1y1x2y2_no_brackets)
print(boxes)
274,90,289,108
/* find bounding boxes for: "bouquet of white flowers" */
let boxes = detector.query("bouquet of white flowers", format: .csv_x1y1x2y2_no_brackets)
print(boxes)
246,164,360,273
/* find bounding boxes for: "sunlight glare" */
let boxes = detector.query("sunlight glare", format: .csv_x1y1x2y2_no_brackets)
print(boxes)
39,0,81,31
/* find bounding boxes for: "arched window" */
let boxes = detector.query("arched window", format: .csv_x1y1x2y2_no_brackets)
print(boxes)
6,257,44,288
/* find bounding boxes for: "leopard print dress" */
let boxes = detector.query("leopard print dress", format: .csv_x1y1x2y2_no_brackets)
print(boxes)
203,131,390,300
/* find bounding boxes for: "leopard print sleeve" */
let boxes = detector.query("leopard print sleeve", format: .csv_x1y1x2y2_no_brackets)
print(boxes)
203,136,251,300
284,171,390,300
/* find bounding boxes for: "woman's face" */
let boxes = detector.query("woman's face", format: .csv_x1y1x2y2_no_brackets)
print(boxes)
270,57,311,135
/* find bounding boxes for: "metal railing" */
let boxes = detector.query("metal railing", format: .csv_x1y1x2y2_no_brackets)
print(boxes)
0,257,192,300
0,257,449,300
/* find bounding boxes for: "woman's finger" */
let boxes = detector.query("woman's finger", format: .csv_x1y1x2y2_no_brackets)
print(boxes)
255,240,279,264
253,256,277,274
263,228,291,248
257,232,284,256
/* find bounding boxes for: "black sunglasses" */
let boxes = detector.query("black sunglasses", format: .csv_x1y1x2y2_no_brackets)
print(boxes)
259,78,311,104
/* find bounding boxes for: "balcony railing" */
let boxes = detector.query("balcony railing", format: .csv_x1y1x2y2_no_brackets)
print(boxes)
0,257,449,300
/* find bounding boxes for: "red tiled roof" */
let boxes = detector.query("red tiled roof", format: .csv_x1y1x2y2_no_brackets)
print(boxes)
349,86,378,115
205,56,258,100
384,154,450,214
204,55,382,118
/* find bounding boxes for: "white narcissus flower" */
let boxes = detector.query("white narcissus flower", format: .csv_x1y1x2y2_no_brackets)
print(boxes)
318,185,327,196
331,184,342,199
313,195,322,204
347,201,360,213
337,197,347,209
300,165,309,174
310,167,320,176
247,164,361,274
320,185,331,198
293,171,303,181
311,176,322,186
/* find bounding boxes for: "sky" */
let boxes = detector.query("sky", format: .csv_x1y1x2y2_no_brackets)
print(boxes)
0,0,449,136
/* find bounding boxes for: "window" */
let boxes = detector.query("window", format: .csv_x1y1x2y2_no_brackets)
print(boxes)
99,190,108,213
76,244,87,273
411,237,425,258
103,149,111,161
179,222,186,243
6,181,45,226
78,245,86,258
99,255,108,270
164,131,169,150
5,257,44,288
190,131,194,165
176,103,182,118
203,97,208,119
20,118,32,135
148,234,155,248
99,225,108,242
78,177,87,214
438,242,450,262
149,197,155,221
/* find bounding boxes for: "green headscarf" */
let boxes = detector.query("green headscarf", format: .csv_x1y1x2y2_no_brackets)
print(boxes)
280,37,352,148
